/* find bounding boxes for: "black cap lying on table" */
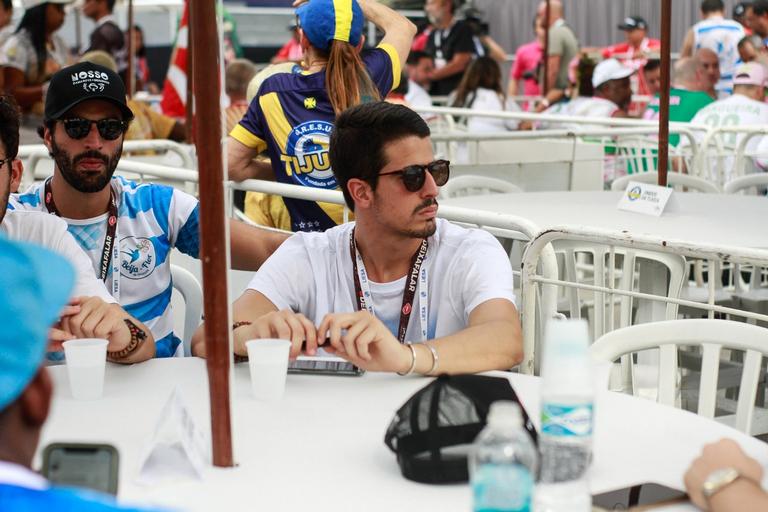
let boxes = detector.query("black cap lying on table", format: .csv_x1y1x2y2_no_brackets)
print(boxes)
384,374,537,484
44,62,134,122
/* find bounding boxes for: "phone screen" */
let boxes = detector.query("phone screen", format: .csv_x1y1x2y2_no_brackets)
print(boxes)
593,482,688,509
42,443,119,495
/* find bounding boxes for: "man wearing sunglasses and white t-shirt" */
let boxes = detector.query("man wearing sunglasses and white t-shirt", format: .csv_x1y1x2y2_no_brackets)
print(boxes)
193,102,522,376
9,62,287,358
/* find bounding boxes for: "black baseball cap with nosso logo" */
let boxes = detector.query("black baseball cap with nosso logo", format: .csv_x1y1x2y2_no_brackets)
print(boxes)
44,62,134,122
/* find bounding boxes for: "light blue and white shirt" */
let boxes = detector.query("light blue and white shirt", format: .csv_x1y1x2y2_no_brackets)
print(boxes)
693,17,745,96
9,176,199,357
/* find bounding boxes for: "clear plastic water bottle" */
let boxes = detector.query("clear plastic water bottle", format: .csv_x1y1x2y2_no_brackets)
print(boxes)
470,401,539,512
535,319,593,512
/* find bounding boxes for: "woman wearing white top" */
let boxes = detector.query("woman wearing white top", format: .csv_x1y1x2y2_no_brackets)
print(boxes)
450,57,520,132
0,0,71,113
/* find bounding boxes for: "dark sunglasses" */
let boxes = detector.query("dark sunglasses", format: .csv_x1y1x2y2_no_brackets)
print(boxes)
0,156,13,170
61,117,129,141
379,159,450,192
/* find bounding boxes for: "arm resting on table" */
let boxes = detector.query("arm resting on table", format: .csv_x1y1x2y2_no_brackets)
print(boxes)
192,289,279,357
412,298,522,374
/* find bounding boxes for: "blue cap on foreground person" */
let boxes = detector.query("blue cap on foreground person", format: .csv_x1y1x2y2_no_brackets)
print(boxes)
0,236,165,511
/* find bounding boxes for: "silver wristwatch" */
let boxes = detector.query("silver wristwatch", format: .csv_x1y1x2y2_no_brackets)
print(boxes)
702,467,741,500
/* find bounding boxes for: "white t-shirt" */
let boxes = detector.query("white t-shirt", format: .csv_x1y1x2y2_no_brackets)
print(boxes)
1,210,115,303
247,219,516,343
541,96,620,130
0,29,69,85
692,17,745,95
405,80,433,113
685,94,768,181
455,88,520,132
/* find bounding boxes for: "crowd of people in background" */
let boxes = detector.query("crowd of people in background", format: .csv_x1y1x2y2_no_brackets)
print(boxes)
0,0,764,237
0,0,760,227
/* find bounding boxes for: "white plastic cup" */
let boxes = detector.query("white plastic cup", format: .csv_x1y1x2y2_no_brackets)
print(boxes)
62,338,108,400
245,339,291,402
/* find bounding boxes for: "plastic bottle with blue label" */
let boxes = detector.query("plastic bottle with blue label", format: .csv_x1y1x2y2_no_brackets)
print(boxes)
470,401,539,512
535,319,593,512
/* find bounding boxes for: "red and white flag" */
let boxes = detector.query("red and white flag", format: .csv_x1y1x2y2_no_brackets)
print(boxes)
160,0,189,118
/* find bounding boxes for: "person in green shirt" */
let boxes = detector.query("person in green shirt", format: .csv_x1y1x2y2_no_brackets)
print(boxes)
643,56,714,146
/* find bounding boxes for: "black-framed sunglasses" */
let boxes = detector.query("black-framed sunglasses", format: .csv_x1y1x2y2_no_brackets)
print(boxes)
61,117,129,141
378,159,450,192
0,156,14,170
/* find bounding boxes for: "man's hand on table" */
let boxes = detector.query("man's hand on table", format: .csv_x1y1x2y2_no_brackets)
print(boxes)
233,310,413,373
234,310,319,359
318,311,412,373
48,297,154,363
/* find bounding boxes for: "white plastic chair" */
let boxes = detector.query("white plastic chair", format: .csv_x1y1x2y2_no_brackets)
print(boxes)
554,241,686,340
723,174,768,195
440,175,523,198
679,259,737,318
614,136,663,175
171,264,203,357
610,171,721,193
731,263,768,324
591,319,768,434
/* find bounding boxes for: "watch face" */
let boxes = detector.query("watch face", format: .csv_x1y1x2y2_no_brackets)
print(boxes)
703,467,740,497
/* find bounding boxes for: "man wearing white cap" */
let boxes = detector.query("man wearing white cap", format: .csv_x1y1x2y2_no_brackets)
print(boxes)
541,58,634,185
543,58,634,123
685,62,768,180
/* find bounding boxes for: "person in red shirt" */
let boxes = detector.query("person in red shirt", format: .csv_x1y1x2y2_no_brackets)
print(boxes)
602,16,660,96
507,17,544,109
271,24,303,64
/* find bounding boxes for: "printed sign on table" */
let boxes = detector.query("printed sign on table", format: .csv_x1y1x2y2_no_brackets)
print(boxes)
617,181,674,217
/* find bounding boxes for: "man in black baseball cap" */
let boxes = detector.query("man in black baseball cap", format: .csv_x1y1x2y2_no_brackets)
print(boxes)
601,14,660,107
617,15,648,32
11,61,288,359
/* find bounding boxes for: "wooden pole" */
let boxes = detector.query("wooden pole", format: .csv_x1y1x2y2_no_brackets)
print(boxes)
542,0,550,97
126,0,134,98
185,1,195,143
192,0,234,467
657,0,672,187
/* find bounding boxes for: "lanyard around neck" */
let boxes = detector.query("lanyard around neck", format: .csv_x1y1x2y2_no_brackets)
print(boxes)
349,228,429,343
44,178,121,301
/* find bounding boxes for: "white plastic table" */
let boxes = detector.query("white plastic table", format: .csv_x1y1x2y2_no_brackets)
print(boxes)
39,359,768,511
441,191,768,248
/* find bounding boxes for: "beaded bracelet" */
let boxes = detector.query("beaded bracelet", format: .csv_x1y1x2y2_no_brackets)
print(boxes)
107,319,147,359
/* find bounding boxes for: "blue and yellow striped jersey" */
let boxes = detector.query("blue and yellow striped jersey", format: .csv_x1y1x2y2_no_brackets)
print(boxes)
231,44,401,232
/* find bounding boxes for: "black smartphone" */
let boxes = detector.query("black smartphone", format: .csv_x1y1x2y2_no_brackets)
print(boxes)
288,355,364,376
593,482,688,510
41,442,119,495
